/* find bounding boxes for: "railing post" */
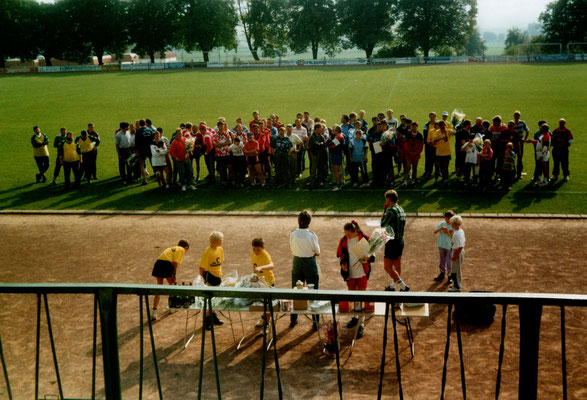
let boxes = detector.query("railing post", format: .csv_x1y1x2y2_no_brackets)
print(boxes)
518,304,542,400
97,288,121,400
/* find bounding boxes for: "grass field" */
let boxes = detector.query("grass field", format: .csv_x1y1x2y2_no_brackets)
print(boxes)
0,63,585,214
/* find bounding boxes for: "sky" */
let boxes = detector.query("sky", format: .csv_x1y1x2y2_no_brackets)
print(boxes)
477,0,552,33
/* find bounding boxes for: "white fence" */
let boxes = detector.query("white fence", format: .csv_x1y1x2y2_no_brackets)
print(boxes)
1,54,585,75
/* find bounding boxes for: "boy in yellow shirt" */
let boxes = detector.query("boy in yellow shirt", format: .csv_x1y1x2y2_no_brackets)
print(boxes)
199,231,225,328
150,240,189,320
252,237,275,327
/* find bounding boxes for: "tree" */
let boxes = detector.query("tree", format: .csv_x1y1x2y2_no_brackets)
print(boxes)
337,0,395,59
33,2,67,66
180,0,238,62
0,0,37,67
539,0,587,50
287,0,342,59
396,0,478,58
81,0,129,65
461,27,486,56
373,40,416,58
237,0,288,60
128,0,178,63
504,27,530,54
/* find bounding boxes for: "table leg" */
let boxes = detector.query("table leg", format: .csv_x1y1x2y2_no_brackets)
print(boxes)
236,311,247,350
406,317,415,357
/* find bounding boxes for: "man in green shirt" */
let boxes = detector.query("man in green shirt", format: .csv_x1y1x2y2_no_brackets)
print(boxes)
380,190,409,291
51,127,67,185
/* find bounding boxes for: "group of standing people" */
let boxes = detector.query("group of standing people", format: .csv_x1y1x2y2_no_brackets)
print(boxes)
32,110,573,193
31,124,100,189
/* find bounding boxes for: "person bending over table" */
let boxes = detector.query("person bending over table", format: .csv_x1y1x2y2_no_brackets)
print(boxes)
150,240,189,320
289,211,320,329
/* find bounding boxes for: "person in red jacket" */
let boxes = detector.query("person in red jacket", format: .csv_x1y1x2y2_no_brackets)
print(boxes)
336,220,374,339
403,121,424,185
169,129,195,191
551,118,573,182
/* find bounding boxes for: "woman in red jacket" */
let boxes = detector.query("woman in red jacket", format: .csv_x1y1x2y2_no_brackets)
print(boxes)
337,220,374,338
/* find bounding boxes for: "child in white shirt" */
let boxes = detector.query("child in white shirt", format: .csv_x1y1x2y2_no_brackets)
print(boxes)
449,215,466,292
229,137,246,187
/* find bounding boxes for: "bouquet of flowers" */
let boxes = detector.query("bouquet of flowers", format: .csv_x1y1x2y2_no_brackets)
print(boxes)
349,227,394,268
451,109,465,128
126,153,138,167
380,131,395,145
185,138,195,154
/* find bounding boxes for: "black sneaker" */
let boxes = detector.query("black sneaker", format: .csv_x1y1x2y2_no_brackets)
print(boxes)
400,286,410,292
212,313,224,325
434,272,445,281
346,317,359,329
385,286,395,292
356,325,364,339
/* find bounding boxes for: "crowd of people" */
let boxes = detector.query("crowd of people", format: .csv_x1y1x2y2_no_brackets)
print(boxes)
31,109,574,192
151,191,467,340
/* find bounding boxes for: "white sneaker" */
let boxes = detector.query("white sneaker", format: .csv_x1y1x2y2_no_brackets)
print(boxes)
564,176,569,181
448,286,461,292
332,186,340,191
150,309,158,320
181,185,187,191
189,185,197,190
256,318,265,327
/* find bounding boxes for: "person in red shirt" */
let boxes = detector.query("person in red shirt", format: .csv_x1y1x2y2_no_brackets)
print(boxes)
169,129,195,191
199,123,215,184
243,132,265,186
551,118,573,181
249,110,260,131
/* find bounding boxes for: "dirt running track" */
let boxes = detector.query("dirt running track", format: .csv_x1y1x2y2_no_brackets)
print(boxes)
0,214,585,399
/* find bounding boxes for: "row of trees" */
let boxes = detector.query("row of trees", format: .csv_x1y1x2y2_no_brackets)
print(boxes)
0,0,485,67
2,0,583,68
504,0,586,55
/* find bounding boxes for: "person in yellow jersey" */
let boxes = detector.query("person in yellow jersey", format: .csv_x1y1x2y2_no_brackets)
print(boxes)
432,120,454,186
150,240,189,320
251,237,275,327
199,231,225,329
60,132,82,189
31,125,50,183
75,130,96,184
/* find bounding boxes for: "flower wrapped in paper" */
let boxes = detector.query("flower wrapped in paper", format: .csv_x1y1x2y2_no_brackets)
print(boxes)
126,153,138,167
451,109,465,128
185,138,195,155
349,227,394,268
380,131,395,145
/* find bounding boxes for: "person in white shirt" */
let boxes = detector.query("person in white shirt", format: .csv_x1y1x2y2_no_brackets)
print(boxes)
150,131,170,188
289,210,320,328
385,109,398,130
449,215,466,292
292,118,309,175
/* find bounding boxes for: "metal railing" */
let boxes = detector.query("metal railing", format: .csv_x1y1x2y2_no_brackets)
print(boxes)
0,283,585,400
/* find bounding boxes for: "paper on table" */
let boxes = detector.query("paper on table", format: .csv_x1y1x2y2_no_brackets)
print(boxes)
349,237,370,259
372,141,383,154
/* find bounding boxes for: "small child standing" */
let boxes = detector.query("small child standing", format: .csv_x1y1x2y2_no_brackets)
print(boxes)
349,129,369,187
251,237,275,327
461,133,480,186
479,139,494,190
433,210,455,283
449,216,466,292
199,231,225,329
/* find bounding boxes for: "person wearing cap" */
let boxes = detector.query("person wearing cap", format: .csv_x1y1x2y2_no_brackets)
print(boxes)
431,120,453,186
513,111,529,179
551,118,573,182
286,124,303,185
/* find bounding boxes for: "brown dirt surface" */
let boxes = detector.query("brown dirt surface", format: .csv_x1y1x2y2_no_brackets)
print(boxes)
0,214,585,399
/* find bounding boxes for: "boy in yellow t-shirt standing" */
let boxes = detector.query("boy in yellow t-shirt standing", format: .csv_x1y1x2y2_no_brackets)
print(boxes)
199,231,225,329
252,237,275,327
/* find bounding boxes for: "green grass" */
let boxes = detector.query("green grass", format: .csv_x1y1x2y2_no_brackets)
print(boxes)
1,63,586,214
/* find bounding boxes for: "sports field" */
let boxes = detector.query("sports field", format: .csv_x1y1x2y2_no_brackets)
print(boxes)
1,63,586,213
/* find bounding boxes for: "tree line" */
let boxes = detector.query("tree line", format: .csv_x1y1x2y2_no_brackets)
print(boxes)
1,0,583,68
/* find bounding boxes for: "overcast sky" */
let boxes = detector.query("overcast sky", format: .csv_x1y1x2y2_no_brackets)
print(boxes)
38,0,552,34
477,0,551,32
